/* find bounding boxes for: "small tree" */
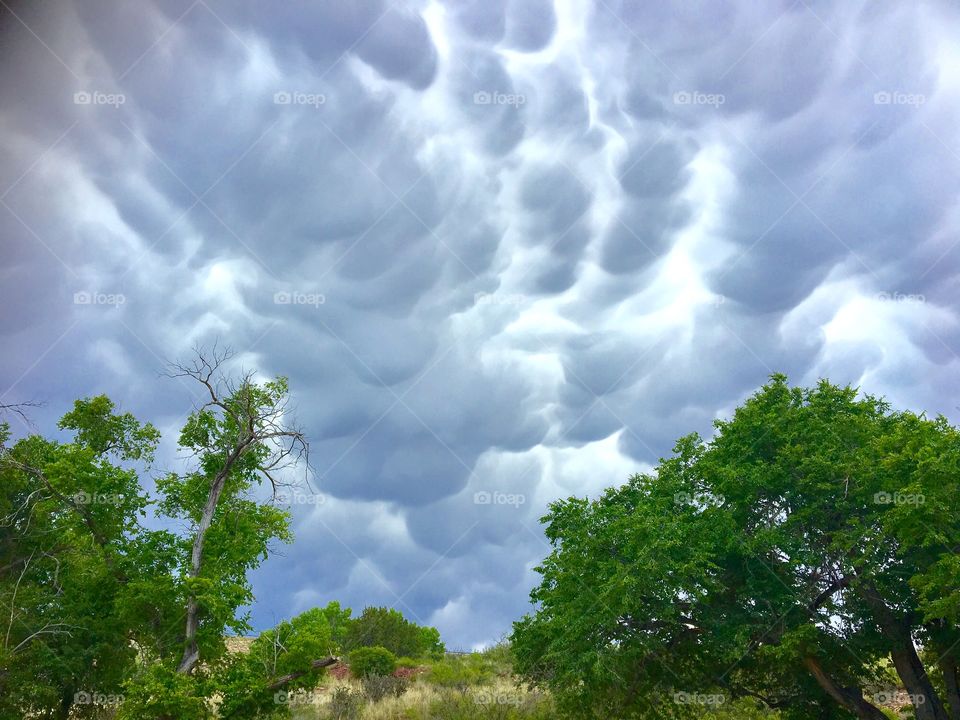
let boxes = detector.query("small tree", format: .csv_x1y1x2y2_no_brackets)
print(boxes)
345,606,444,658
349,646,397,678
212,608,337,719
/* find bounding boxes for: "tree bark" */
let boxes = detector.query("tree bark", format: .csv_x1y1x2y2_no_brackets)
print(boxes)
177,437,252,674
802,656,888,720
266,656,339,691
938,653,960,720
857,581,949,720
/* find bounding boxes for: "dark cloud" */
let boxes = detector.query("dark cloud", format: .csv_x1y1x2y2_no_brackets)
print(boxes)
2,0,959,647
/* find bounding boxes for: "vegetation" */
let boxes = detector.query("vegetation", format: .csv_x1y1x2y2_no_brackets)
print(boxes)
0,352,435,719
3,368,957,720
348,647,397,679
344,607,444,659
512,375,960,720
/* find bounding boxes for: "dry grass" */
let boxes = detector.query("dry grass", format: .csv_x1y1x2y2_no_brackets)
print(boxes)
286,677,543,719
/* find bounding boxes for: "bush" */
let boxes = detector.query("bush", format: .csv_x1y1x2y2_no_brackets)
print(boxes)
344,606,444,658
327,686,365,720
361,674,410,701
348,646,397,678
427,655,494,688
422,687,555,720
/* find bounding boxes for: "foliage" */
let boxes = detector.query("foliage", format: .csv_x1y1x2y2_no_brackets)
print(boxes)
158,361,303,673
118,663,211,720
420,686,555,720
513,376,960,720
427,654,497,688
249,608,335,686
361,674,410,701
317,600,353,652
0,357,311,719
349,646,397,678
0,397,179,718
327,685,365,720
344,606,444,659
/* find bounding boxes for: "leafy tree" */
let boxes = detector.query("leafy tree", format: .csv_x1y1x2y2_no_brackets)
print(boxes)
0,398,177,719
162,349,308,675
317,600,353,651
513,376,960,720
0,351,324,719
210,607,336,720
345,606,444,658
349,646,397,678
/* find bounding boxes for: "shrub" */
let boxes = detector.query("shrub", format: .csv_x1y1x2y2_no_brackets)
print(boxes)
344,606,444,658
422,687,556,720
327,686,365,720
427,655,494,688
361,674,410,701
348,646,397,678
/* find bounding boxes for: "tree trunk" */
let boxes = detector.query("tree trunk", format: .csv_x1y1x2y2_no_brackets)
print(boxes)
177,438,252,674
802,656,888,720
857,582,949,720
938,654,960,720
266,656,339,691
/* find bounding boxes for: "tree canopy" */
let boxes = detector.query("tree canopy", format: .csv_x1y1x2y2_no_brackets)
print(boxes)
345,606,445,660
512,375,960,720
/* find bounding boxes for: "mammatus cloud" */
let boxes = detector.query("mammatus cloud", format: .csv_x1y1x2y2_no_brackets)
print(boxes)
1,0,958,647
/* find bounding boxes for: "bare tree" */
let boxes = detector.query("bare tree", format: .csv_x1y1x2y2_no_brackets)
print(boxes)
165,347,309,675
0,401,42,429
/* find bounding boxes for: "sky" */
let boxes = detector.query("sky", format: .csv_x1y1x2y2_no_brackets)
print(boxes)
1,0,959,649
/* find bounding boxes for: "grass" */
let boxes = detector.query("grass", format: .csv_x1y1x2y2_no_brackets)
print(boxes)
286,677,551,719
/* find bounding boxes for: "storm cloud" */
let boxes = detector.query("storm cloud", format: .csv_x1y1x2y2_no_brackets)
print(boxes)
2,0,959,648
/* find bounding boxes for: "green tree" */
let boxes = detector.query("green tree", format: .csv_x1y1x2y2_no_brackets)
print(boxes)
0,351,322,719
345,606,444,658
318,600,353,651
0,397,178,719
212,608,338,719
513,376,960,720
348,646,397,678
160,349,308,674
